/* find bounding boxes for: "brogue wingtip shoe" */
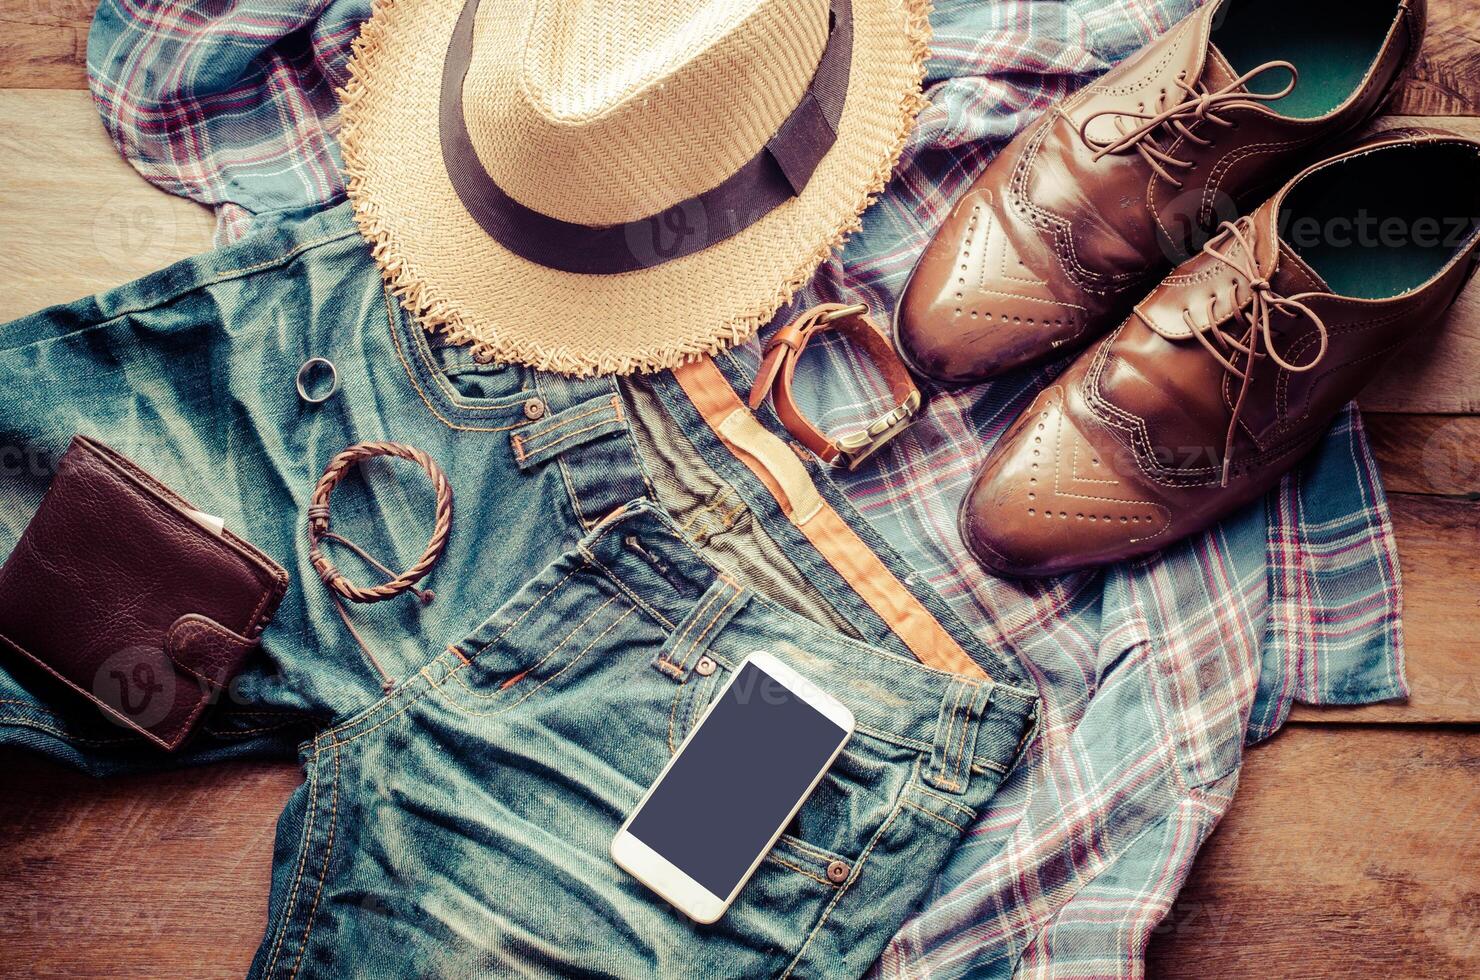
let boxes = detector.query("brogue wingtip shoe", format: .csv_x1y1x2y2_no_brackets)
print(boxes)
961,130,1480,577
960,384,1175,577
896,0,1424,389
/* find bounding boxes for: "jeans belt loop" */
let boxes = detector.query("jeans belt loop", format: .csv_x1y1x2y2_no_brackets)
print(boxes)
925,676,993,796
512,375,649,530
650,574,748,684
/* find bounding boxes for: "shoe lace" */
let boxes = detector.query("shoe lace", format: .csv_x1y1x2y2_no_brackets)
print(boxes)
1077,61,1297,187
1181,219,1329,486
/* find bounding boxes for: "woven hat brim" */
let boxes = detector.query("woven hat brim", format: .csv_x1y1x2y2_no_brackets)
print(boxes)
340,0,932,377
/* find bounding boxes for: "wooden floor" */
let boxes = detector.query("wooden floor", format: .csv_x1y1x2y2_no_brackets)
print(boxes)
1,2,1478,977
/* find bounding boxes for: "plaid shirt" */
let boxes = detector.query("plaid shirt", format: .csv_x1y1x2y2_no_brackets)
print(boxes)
88,0,1405,975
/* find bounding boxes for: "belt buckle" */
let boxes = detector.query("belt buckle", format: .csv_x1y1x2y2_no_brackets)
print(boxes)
834,389,922,470
818,302,869,324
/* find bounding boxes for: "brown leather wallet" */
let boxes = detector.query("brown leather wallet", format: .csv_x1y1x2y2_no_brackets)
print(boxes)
0,435,289,750
749,302,922,469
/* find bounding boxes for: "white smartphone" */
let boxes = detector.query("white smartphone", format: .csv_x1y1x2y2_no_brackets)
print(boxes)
611,650,855,924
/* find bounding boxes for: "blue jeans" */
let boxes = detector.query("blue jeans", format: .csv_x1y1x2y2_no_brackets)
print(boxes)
0,203,1035,977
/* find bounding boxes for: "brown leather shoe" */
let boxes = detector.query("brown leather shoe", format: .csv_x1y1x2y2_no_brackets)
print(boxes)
960,130,1480,577
895,0,1425,384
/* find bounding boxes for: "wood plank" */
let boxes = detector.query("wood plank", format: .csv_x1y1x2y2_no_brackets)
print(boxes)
0,754,299,978
3,728,1474,978
0,89,216,322
3,0,1478,105
0,0,92,89
1148,725,1480,979
1356,115,1480,414
1363,412,1480,498
1394,0,1480,115
1289,492,1480,725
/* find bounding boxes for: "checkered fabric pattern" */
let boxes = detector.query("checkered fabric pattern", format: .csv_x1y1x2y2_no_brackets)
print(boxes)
89,0,363,243
87,0,1406,975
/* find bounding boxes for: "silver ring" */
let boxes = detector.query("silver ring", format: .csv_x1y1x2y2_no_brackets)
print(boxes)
296,357,340,405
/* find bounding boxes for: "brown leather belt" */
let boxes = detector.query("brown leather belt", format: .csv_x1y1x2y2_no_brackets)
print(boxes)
748,302,921,469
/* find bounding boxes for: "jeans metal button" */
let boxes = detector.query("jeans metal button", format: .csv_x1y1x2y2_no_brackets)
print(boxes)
694,656,717,677
523,397,546,420
825,859,850,884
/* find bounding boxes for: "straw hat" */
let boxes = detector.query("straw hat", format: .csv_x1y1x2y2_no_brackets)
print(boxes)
340,0,931,376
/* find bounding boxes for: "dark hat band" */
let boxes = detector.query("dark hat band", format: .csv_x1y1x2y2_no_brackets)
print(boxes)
438,0,853,276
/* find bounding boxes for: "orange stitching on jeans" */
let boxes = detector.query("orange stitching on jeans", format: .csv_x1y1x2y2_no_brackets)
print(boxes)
913,785,978,819
447,645,471,665
321,564,586,748
656,584,723,676
451,595,619,701
677,584,741,671
934,682,966,786
519,418,620,458
948,683,980,786
202,719,305,737
462,564,584,663
491,608,635,716
262,743,320,978
518,399,618,452
667,683,685,754
0,702,136,746
776,835,838,866
767,854,835,887
385,290,525,434
676,669,717,750
289,740,340,980
581,550,678,631
901,797,967,832
523,400,612,440
437,607,636,719
654,659,687,681
782,798,907,979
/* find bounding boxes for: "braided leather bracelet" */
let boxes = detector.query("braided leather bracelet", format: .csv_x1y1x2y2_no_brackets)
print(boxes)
306,442,454,690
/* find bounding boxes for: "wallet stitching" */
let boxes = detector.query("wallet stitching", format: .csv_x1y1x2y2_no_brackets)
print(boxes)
73,437,287,638
0,628,185,750
81,434,286,597
166,616,257,689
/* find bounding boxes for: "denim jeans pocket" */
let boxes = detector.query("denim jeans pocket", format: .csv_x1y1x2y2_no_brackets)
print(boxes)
272,501,1021,978
416,320,536,409
421,531,923,955
438,545,667,714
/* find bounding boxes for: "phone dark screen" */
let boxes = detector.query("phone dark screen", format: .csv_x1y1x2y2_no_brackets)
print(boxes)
626,661,849,897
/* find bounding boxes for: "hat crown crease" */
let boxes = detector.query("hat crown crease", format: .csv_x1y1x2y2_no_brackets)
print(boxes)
519,0,759,124
464,0,830,224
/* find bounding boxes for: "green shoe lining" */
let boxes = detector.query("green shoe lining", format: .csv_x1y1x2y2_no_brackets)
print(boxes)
1211,0,1396,119
1280,142,1480,299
